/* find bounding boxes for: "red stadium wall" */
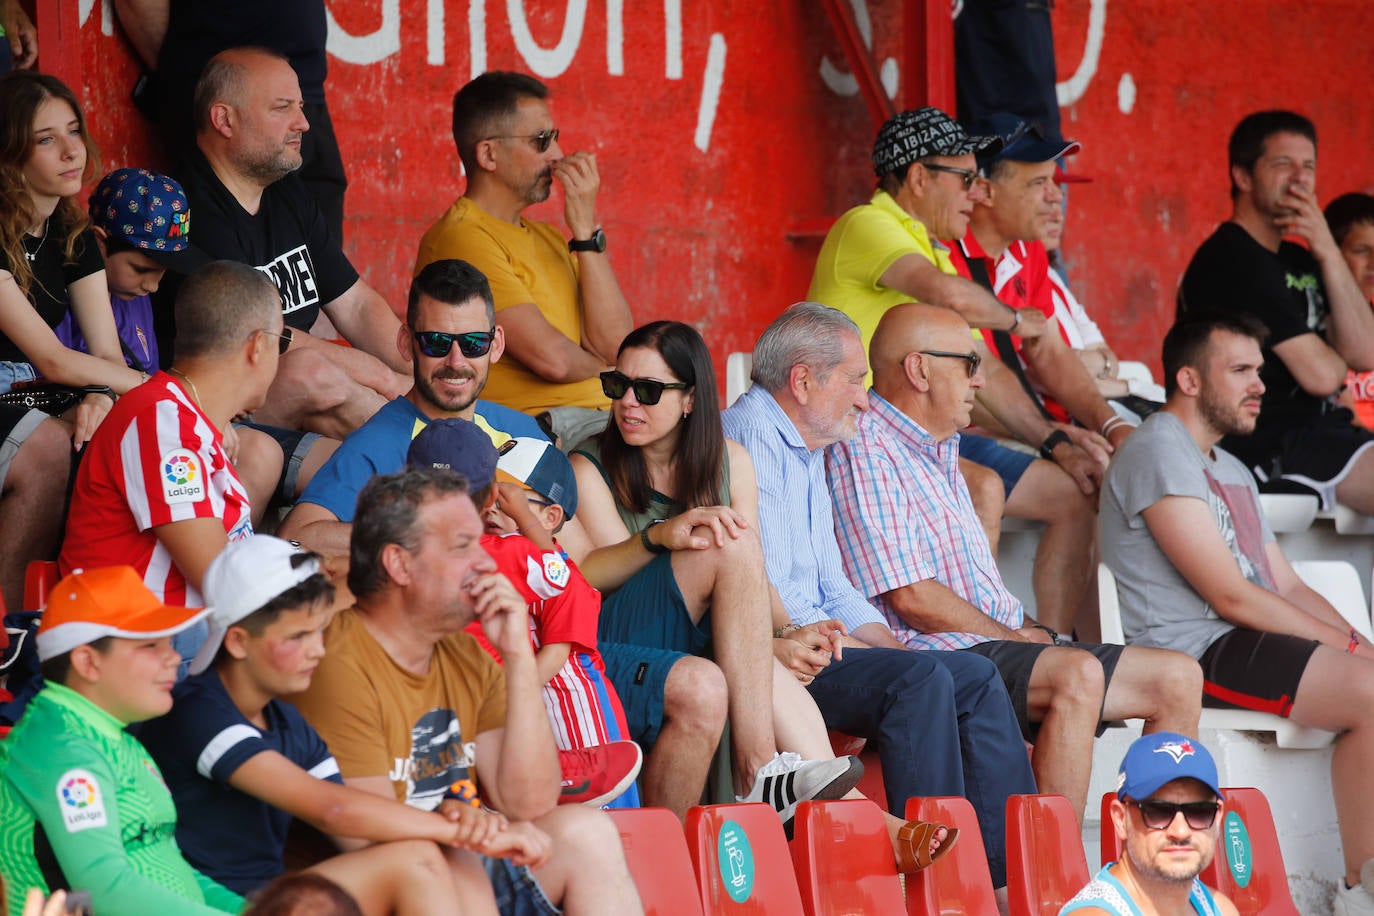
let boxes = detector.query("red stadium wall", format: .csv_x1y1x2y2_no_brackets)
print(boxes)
66,0,1374,379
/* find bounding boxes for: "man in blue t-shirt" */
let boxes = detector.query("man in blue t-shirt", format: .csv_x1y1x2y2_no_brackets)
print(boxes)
278,259,546,556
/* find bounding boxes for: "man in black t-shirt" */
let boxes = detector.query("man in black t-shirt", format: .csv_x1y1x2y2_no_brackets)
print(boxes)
175,47,411,440
1179,110,1374,512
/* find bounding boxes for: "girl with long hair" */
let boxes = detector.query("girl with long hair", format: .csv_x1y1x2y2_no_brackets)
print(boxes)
0,71,146,446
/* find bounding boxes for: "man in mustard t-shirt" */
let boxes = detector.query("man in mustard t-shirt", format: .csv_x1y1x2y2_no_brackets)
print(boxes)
416,71,633,450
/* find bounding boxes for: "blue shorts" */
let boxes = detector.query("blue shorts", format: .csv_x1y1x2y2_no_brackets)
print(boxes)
0,361,37,395
958,433,1036,497
597,553,708,748
482,855,560,915
600,641,684,748
598,553,709,656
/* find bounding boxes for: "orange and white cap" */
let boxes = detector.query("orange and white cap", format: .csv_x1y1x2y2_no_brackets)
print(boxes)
36,566,210,661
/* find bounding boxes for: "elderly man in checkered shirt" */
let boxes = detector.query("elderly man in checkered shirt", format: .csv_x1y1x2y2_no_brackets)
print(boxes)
827,301,1201,823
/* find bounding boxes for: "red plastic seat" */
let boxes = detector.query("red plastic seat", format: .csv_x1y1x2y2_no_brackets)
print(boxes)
903,795,998,916
685,802,804,915
23,560,59,611
1200,787,1298,915
1099,791,1121,867
790,799,904,916
827,732,887,809
1005,794,1090,916
609,807,703,916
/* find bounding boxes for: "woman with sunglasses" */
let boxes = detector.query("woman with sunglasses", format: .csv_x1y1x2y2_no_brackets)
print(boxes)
0,72,147,448
562,320,870,827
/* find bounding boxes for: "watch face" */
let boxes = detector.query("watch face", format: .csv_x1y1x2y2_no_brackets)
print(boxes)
571,229,607,253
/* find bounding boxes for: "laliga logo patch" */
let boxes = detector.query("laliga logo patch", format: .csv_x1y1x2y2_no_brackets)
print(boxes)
161,448,206,504
56,769,107,832
542,552,570,589
1153,739,1196,764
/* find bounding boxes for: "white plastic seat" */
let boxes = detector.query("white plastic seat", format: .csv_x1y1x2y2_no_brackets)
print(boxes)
1334,503,1374,535
1097,563,1347,749
725,351,752,406
1258,493,1319,533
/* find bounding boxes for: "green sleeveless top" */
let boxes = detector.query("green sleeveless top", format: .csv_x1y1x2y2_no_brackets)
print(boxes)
574,438,732,534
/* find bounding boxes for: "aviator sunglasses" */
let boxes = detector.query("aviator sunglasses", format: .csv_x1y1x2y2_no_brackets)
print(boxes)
600,370,691,406
1132,799,1220,831
413,329,497,359
484,128,560,153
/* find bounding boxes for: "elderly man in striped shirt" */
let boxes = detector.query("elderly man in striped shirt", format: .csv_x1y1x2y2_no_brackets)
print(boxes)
827,301,1201,822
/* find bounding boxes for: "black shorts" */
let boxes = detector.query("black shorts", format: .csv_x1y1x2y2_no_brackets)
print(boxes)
1264,418,1374,509
962,639,1124,741
235,421,322,503
1198,628,1320,717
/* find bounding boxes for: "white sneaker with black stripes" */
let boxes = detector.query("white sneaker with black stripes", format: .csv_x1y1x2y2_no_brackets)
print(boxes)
736,751,863,833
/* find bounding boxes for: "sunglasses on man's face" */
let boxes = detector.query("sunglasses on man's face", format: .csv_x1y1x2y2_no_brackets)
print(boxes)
1132,799,1220,831
919,349,982,378
413,329,496,359
599,370,691,406
485,128,560,153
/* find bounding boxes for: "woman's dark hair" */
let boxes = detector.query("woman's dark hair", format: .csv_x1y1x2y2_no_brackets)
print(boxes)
596,320,723,513
0,71,98,300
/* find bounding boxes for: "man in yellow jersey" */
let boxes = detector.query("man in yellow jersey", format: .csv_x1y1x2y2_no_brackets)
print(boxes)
809,107,1103,635
417,71,633,451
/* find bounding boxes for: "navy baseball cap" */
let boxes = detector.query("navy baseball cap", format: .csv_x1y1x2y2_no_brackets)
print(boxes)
872,107,1003,177
969,113,1081,169
88,168,208,273
495,437,578,517
1116,732,1222,801
406,418,498,490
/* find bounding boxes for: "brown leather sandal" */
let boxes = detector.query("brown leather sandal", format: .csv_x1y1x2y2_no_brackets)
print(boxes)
895,819,961,873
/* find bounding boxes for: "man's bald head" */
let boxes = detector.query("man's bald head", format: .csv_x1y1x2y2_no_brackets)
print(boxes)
871,303,971,389
872,303,982,439
193,47,289,135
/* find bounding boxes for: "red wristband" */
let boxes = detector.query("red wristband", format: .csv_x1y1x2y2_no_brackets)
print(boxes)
1348,628,1360,655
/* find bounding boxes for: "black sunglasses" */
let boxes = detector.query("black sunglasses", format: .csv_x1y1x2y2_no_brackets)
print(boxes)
919,349,982,378
256,328,293,356
600,370,691,406
920,163,979,191
1133,800,1220,831
413,329,496,359
485,128,560,153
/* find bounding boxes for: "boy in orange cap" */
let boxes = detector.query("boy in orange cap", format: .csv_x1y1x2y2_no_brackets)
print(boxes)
0,566,243,915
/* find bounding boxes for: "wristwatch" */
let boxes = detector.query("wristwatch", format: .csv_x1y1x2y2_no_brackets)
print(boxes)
1038,429,1071,460
569,228,607,253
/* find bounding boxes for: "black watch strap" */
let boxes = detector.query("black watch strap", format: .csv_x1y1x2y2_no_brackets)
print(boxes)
569,228,607,253
1039,429,1071,460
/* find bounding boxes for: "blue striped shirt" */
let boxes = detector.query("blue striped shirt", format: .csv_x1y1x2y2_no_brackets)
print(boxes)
721,385,887,633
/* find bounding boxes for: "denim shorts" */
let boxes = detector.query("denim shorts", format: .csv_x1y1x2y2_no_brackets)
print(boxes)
0,361,37,396
482,855,561,915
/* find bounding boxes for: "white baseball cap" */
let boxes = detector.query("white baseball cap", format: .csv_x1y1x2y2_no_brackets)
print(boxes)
189,535,322,675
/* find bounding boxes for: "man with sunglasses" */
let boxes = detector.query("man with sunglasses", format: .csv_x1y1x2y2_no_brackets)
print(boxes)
809,106,1105,636
417,71,632,450
829,303,1203,826
279,259,546,557
1101,315,1374,915
172,47,413,440
62,262,285,672
1062,732,1237,915
723,302,1036,892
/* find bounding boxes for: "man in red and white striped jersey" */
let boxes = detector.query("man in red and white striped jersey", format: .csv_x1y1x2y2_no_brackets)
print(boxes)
61,261,284,671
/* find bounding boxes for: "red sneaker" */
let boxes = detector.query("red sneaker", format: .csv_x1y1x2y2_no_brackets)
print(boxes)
558,740,643,807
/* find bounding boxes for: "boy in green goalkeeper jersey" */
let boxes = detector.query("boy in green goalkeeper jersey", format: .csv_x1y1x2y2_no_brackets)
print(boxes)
0,566,243,915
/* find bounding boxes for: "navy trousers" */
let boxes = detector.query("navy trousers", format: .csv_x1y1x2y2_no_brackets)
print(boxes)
806,646,1035,887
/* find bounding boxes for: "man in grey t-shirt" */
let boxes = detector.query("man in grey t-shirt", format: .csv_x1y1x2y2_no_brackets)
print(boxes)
1099,313,1374,914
